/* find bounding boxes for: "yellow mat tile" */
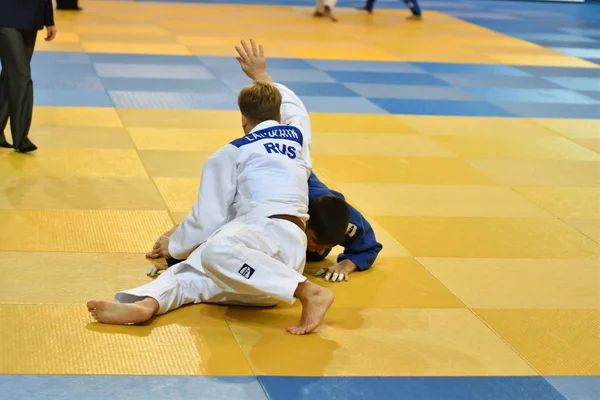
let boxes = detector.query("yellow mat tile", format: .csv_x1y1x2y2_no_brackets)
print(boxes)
366,219,411,257
399,116,560,137
488,54,600,67
375,216,600,258
466,159,600,186
139,151,210,178
431,136,600,161
0,252,157,303
534,119,600,139
128,127,240,152
474,309,600,375
82,42,191,55
567,219,600,244
117,109,240,129
304,257,464,309
290,47,399,61
32,107,123,127
338,183,551,218
513,187,600,219
419,258,600,309
78,33,179,43
312,133,455,157
171,211,189,225
0,304,252,375
394,53,499,64
226,308,536,376
0,210,173,253
573,138,600,154
312,155,496,184
0,149,148,178
35,42,85,52
0,176,165,210
73,25,172,36
23,126,134,149
310,113,417,134
154,177,200,213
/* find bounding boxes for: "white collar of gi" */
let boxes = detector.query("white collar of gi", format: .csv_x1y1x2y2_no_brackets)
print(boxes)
249,120,280,134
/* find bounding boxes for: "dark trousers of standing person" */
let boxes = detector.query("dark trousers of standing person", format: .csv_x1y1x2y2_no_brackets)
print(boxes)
363,0,422,16
56,0,81,10
0,27,37,152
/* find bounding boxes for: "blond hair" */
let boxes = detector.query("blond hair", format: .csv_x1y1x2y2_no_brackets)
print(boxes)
237,82,282,125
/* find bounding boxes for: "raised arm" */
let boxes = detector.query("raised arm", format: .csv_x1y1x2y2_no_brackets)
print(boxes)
168,145,238,260
235,39,312,154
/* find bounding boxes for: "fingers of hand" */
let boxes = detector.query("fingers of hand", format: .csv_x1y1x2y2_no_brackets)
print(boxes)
250,38,259,57
259,44,265,58
314,268,326,277
241,40,253,59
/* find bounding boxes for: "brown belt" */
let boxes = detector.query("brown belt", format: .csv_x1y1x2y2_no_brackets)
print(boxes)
269,214,305,232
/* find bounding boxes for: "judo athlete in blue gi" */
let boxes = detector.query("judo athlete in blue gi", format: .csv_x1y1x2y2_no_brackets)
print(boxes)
305,173,383,282
147,172,382,284
357,0,422,20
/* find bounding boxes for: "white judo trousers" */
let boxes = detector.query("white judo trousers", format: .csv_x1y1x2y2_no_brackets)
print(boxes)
115,217,308,314
315,0,337,12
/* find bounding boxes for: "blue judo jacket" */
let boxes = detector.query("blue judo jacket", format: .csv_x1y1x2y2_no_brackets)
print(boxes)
306,173,383,271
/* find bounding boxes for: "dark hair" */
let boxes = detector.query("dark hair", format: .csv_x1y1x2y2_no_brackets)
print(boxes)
307,195,350,246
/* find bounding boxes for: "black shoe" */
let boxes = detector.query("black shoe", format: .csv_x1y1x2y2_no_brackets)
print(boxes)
0,136,12,149
15,138,37,153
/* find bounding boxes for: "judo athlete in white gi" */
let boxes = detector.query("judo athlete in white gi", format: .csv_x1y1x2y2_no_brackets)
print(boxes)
314,0,338,22
87,39,349,335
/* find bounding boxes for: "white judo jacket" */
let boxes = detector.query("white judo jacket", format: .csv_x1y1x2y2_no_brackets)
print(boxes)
168,83,313,260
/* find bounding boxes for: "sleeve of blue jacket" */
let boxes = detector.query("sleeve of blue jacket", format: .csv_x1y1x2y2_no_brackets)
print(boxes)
307,173,383,271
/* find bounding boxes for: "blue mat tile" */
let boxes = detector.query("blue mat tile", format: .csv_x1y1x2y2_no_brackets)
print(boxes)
411,63,531,76
552,47,600,59
267,69,336,83
199,56,314,69
0,375,267,400
94,63,214,79
35,89,113,107
309,60,426,73
546,376,600,400
207,66,335,83
581,91,600,101
276,82,360,97
543,77,600,92
89,53,202,65
32,51,92,64
258,376,566,400
560,28,600,37
537,41,600,50
301,96,387,114
101,77,233,93
33,76,104,91
465,87,599,104
515,33,598,43
496,102,600,118
448,11,520,20
516,66,600,79
327,71,450,86
108,91,237,110
32,62,99,76
346,83,478,100
436,74,560,89
369,98,515,116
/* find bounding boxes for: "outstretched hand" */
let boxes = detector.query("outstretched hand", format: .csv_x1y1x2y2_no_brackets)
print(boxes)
314,259,358,283
235,39,272,83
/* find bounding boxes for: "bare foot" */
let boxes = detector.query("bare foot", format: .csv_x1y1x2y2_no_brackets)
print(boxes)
323,6,338,22
406,15,422,21
356,7,372,14
87,299,158,325
287,281,334,335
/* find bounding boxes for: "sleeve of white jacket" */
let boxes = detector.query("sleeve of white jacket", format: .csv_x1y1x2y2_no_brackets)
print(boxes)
168,145,238,260
275,83,312,166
